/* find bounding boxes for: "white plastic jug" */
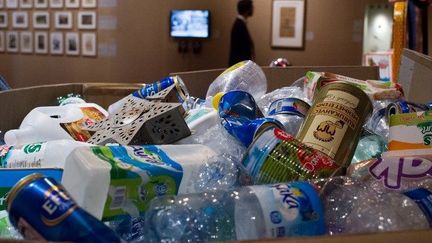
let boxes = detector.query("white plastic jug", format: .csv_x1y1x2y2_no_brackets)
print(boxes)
5,104,108,146
62,144,217,219
0,140,91,168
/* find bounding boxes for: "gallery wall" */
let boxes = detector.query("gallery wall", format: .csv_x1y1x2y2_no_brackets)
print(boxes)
0,0,390,89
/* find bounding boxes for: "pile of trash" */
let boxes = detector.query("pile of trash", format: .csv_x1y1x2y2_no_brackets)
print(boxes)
0,60,431,242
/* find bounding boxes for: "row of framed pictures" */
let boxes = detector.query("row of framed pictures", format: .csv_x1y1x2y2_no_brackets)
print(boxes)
0,0,97,9
0,11,96,29
0,31,97,56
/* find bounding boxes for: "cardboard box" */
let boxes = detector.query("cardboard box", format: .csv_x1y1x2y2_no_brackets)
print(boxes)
398,48,432,104
2,66,431,242
171,65,379,98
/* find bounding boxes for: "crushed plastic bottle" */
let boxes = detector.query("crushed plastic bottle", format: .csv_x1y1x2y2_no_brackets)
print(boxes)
351,130,387,164
180,120,247,158
107,153,251,242
257,86,310,116
206,60,267,101
322,177,431,235
144,181,325,242
364,99,396,141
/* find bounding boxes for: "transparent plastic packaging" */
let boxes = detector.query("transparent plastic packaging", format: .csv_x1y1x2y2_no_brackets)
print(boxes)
144,182,325,242
321,177,431,235
206,60,267,101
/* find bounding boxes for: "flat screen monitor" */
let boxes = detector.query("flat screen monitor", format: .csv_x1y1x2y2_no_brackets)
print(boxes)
170,10,210,39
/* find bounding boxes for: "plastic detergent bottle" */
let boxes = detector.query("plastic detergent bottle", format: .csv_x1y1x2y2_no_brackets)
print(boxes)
0,140,91,169
4,103,108,146
62,144,250,220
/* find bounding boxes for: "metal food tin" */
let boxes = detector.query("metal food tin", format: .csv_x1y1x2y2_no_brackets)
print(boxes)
6,174,121,242
297,82,373,168
242,127,339,184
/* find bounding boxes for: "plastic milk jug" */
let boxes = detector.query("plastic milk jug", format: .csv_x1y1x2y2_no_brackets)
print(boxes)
5,104,108,146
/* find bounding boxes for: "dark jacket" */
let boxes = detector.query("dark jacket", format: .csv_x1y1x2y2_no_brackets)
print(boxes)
229,17,254,66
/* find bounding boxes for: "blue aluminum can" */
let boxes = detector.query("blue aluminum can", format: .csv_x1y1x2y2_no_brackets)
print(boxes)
132,75,189,103
6,173,122,243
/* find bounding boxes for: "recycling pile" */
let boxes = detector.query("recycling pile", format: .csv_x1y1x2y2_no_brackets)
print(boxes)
0,60,431,242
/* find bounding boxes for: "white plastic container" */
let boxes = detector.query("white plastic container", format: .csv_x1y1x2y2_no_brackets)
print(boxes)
62,144,217,220
0,140,91,169
5,103,108,146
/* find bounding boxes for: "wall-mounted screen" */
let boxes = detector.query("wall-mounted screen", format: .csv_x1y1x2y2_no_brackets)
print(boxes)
170,10,210,39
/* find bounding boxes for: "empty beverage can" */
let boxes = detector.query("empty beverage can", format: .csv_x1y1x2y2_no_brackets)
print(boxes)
297,82,373,167
242,127,339,184
6,174,121,242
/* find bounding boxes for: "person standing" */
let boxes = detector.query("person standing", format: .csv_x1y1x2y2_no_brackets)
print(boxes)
229,0,255,66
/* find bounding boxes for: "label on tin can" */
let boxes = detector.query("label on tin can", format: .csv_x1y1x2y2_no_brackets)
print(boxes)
240,183,325,238
243,128,338,184
0,143,46,168
301,90,360,159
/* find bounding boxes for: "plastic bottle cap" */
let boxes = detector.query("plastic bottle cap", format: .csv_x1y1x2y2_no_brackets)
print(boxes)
212,92,225,110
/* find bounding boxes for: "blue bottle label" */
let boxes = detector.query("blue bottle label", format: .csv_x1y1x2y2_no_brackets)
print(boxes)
248,182,325,238
403,188,432,226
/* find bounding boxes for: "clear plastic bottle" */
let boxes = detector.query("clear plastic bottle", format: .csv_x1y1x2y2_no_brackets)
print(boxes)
144,181,325,242
206,60,267,101
322,177,431,235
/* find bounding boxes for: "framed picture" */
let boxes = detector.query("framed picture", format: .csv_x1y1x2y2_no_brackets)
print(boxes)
6,31,18,52
20,0,32,8
78,11,96,29
271,0,305,48
0,0,4,8
65,0,79,8
50,0,63,8
12,11,28,29
54,11,72,29
50,31,63,55
0,31,5,52
35,31,48,54
364,51,393,82
20,31,32,53
81,0,96,8
6,0,17,9
0,12,7,28
81,32,95,56
33,12,49,29
35,0,48,8
65,32,78,55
